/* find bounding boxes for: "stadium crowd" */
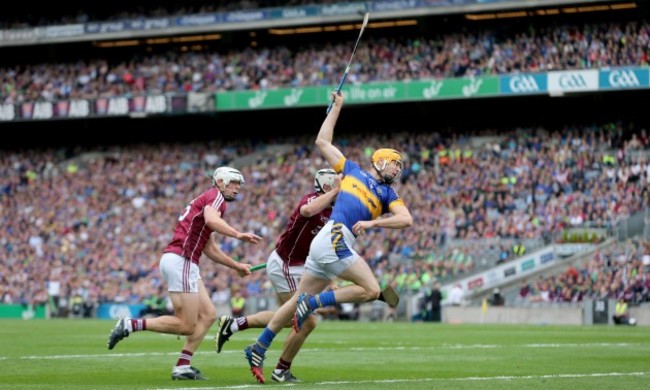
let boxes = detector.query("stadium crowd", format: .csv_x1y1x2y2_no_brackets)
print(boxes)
1,0,648,315
0,121,648,315
519,237,650,305
0,0,343,29
2,19,650,103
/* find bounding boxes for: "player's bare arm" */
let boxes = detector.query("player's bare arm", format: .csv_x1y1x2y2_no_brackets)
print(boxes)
203,234,252,277
352,204,413,235
315,92,345,168
300,176,341,217
204,205,262,244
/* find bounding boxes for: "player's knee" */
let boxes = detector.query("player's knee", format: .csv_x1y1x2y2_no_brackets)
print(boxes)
199,314,216,329
364,286,381,302
178,322,197,335
302,315,318,333
203,308,217,326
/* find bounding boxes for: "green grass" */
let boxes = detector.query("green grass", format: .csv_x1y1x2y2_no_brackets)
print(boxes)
1,319,648,389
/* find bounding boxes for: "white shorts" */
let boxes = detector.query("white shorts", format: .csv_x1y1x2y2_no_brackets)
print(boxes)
305,220,359,280
159,252,200,293
266,250,304,293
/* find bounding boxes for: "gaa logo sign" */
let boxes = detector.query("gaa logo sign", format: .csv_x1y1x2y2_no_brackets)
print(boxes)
549,70,597,92
608,70,640,88
559,74,588,89
509,75,539,93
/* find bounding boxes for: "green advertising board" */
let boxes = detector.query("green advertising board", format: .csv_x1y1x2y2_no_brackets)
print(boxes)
0,304,47,319
216,76,499,111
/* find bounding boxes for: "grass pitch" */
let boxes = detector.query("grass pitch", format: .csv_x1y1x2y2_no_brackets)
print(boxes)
1,319,648,389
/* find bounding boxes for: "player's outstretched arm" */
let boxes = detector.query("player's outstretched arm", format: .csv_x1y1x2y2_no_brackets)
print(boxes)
315,91,345,168
205,205,262,244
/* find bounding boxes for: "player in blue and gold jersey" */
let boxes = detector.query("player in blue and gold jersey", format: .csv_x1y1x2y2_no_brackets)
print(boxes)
244,91,413,383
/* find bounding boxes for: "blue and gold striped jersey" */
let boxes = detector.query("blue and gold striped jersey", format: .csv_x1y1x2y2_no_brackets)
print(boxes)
330,157,405,233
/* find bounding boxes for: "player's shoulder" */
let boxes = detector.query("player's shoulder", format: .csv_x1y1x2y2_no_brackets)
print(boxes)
380,182,401,198
300,191,320,203
197,187,225,205
196,186,215,195
344,158,360,170
202,186,221,198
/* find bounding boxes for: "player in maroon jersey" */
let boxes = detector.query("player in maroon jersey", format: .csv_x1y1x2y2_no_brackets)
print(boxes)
215,168,339,383
107,166,262,381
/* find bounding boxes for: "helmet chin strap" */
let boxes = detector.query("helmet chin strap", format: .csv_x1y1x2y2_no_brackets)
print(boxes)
382,174,395,184
373,160,400,184
217,182,236,201
374,165,393,184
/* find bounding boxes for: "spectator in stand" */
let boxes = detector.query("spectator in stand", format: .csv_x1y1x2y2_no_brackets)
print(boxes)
496,244,510,264
512,242,526,258
643,242,650,272
518,279,531,301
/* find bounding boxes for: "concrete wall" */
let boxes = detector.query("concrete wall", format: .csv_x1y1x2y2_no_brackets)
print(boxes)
444,306,583,325
630,306,650,326
443,305,650,326
248,293,650,326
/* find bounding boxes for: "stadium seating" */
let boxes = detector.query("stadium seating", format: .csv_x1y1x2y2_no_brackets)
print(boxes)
1,123,648,311
0,0,648,318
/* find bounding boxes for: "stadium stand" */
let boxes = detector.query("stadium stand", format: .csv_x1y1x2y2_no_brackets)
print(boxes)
3,16,650,101
1,123,647,316
0,0,648,324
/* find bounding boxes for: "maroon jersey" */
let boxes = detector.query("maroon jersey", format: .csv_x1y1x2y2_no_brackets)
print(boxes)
164,187,226,264
275,192,332,266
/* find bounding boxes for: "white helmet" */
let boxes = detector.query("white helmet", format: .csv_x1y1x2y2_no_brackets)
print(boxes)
314,168,337,193
213,167,244,201
213,166,245,186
